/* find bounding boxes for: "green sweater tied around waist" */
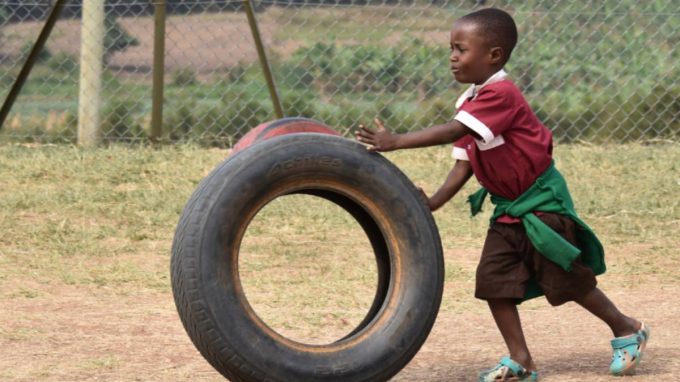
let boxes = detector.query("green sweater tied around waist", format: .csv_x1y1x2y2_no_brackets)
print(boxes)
467,161,606,301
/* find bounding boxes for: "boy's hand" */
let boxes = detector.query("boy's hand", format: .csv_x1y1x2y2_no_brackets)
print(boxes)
355,118,399,152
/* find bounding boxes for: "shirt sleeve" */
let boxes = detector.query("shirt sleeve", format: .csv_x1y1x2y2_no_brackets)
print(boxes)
454,85,516,144
451,135,473,161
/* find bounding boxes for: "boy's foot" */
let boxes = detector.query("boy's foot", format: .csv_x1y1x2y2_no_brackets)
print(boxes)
610,322,650,376
479,356,538,381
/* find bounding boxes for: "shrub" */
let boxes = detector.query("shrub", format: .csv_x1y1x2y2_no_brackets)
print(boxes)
20,41,51,63
223,98,272,140
275,63,314,90
281,89,317,118
287,38,450,97
332,99,375,134
172,68,198,86
163,99,196,142
101,99,145,141
46,53,79,73
535,85,680,143
417,98,453,128
227,65,247,84
104,14,139,63
600,85,680,142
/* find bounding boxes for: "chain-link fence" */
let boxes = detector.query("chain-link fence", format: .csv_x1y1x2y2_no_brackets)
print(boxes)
1,1,679,145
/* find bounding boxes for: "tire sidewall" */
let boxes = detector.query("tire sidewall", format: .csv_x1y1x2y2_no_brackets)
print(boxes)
175,134,443,381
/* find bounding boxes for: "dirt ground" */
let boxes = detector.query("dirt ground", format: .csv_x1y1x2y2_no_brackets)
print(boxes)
2,15,270,73
2,11,446,76
1,247,677,382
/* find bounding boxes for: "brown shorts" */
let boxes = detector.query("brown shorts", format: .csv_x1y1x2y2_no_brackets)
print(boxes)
475,212,597,306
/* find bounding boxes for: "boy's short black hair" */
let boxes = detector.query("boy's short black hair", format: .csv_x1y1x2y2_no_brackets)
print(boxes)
459,7,518,64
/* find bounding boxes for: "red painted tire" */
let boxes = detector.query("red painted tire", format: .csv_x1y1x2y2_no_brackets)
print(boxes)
232,118,341,154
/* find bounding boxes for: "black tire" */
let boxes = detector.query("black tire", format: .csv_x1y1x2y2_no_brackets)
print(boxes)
171,134,444,382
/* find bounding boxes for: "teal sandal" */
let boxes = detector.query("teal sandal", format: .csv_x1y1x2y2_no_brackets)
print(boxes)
479,356,538,382
610,322,650,376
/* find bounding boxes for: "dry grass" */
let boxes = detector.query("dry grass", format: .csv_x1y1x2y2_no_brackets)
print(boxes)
0,142,678,380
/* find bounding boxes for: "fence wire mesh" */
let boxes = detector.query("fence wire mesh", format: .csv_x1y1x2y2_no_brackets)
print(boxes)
0,1,678,146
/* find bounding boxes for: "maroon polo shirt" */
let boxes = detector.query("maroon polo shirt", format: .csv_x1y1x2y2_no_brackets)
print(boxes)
452,76,553,223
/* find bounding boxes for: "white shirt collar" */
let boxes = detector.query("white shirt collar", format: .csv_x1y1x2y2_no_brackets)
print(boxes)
455,69,508,109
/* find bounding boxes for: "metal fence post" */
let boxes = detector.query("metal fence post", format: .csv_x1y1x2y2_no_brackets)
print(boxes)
78,0,105,147
0,0,66,131
150,0,166,142
243,0,284,119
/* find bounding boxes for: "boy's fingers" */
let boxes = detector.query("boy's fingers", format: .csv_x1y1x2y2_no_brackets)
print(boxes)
356,134,371,144
355,128,375,146
355,128,369,138
356,122,383,151
373,118,386,131
357,125,376,138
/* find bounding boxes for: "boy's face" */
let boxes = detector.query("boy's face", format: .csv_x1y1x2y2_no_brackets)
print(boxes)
449,21,499,85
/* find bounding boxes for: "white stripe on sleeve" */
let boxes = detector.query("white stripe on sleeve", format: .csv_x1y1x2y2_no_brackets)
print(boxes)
451,147,469,161
454,110,495,144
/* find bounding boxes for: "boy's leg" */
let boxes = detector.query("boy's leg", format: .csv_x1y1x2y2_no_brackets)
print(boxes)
574,287,640,337
487,298,537,372
576,287,649,376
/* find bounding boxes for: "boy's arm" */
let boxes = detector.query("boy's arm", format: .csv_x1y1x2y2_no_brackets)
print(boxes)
428,159,473,211
355,118,477,152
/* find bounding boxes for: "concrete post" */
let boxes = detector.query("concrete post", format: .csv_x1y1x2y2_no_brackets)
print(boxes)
77,0,105,147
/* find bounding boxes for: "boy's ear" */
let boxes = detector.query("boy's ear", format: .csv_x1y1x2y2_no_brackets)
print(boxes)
489,47,504,65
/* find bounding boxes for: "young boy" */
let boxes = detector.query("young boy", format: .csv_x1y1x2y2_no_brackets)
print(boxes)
355,7,649,382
